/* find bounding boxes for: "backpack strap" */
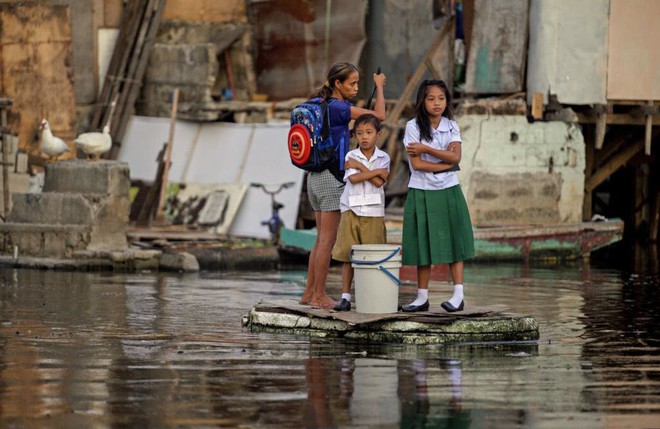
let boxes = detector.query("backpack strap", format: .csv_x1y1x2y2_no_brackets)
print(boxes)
320,99,334,141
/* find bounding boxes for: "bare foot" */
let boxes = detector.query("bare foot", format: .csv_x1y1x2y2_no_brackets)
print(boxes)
311,295,336,309
299,289,314,305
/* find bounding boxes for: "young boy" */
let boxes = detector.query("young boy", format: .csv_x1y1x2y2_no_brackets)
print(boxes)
331,114,391,311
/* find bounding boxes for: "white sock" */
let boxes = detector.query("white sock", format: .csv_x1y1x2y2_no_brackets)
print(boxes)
342,293,351,301
409,288,429,306
448,284,464,307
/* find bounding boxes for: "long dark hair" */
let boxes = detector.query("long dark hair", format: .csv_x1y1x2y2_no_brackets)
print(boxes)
311,62,359,100
414,79,454,143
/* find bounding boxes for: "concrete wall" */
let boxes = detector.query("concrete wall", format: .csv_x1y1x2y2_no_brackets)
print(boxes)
458,115,585,225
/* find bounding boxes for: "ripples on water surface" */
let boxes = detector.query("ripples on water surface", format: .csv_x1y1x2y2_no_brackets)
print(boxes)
0,250,658,428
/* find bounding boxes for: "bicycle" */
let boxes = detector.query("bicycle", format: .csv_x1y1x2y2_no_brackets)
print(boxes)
250,181,296,244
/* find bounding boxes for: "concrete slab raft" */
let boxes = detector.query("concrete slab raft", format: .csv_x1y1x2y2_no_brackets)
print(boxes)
242,300,540,345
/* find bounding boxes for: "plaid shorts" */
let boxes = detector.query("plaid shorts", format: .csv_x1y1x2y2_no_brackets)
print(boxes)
307,169,344,212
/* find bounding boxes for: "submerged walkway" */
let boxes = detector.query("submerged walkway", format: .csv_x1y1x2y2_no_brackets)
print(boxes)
243,300,539,345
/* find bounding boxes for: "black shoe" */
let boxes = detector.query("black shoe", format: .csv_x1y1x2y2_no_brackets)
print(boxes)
441,300,464,312
400,300,429,312
334,298,351,312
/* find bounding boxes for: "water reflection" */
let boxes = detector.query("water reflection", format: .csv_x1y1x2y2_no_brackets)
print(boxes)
0,250,658,428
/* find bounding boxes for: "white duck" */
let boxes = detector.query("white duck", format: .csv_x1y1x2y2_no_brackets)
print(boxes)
39,119,70,161
74,125,112,160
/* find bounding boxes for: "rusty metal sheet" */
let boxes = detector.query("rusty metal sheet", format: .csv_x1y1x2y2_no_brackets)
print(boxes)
252,0,367,100
465,0,528,94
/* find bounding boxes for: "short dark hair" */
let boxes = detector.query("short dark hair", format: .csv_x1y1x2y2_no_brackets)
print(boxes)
353,113,381,132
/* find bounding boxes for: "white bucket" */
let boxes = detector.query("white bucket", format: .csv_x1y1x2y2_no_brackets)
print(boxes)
351,244,402,313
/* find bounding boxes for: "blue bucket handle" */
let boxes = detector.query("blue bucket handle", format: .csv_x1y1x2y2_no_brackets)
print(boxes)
349,246,401,266
378,265,401,286
350,246,401,286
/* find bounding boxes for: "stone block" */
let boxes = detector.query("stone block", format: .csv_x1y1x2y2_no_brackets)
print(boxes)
0,172,30,214
139,83,214,118
8,193,94,225
43,160,130,198
0,224,90,258
8,231,44,257
146,43,217,86
468,171,562,225
160,252,200,272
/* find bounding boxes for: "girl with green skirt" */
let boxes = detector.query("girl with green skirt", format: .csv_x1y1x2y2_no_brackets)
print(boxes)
400,80,474,313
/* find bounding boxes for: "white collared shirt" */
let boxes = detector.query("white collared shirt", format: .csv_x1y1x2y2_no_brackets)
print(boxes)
403,116,462,190
339,147,390,216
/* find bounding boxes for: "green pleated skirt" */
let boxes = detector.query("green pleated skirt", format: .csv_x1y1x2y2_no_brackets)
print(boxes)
402,185,475,265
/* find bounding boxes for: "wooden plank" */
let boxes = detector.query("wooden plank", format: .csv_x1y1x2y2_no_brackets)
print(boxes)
162,0,247,23
576,112,660,126
136,144,166,225
593,130,633,171
156,88,179,220
92,1,143,130
585,139,644,191
114,0,167,143
531,92,544,120
112,0,155,140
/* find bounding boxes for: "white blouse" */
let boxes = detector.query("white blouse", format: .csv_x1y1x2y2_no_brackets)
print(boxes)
403,116,462,191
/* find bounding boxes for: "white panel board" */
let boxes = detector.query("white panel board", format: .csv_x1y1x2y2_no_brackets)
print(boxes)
97,28,119,95
118,117,304,239
527,0,609,105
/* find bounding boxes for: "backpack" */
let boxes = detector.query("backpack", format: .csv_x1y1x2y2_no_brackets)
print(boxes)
288,98,342,176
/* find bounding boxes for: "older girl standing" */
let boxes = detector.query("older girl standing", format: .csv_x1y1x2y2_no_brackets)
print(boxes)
400,79,474,313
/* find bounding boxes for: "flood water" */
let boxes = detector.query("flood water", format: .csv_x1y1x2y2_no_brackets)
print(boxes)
0,247,658,428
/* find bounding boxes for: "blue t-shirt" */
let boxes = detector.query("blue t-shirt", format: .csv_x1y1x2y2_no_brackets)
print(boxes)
328,98,351,172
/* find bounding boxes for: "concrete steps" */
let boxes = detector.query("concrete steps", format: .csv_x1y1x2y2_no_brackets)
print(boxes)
0,160,130,259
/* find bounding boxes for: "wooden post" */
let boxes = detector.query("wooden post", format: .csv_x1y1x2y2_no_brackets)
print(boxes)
651,187,660,242
644,100,653,155
156,88,180,221
531,92,544,120
595,111,607,150
1,105,8,219
582,126,595,221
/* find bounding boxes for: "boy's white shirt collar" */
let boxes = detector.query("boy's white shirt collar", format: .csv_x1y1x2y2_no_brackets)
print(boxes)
352,146,387,161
